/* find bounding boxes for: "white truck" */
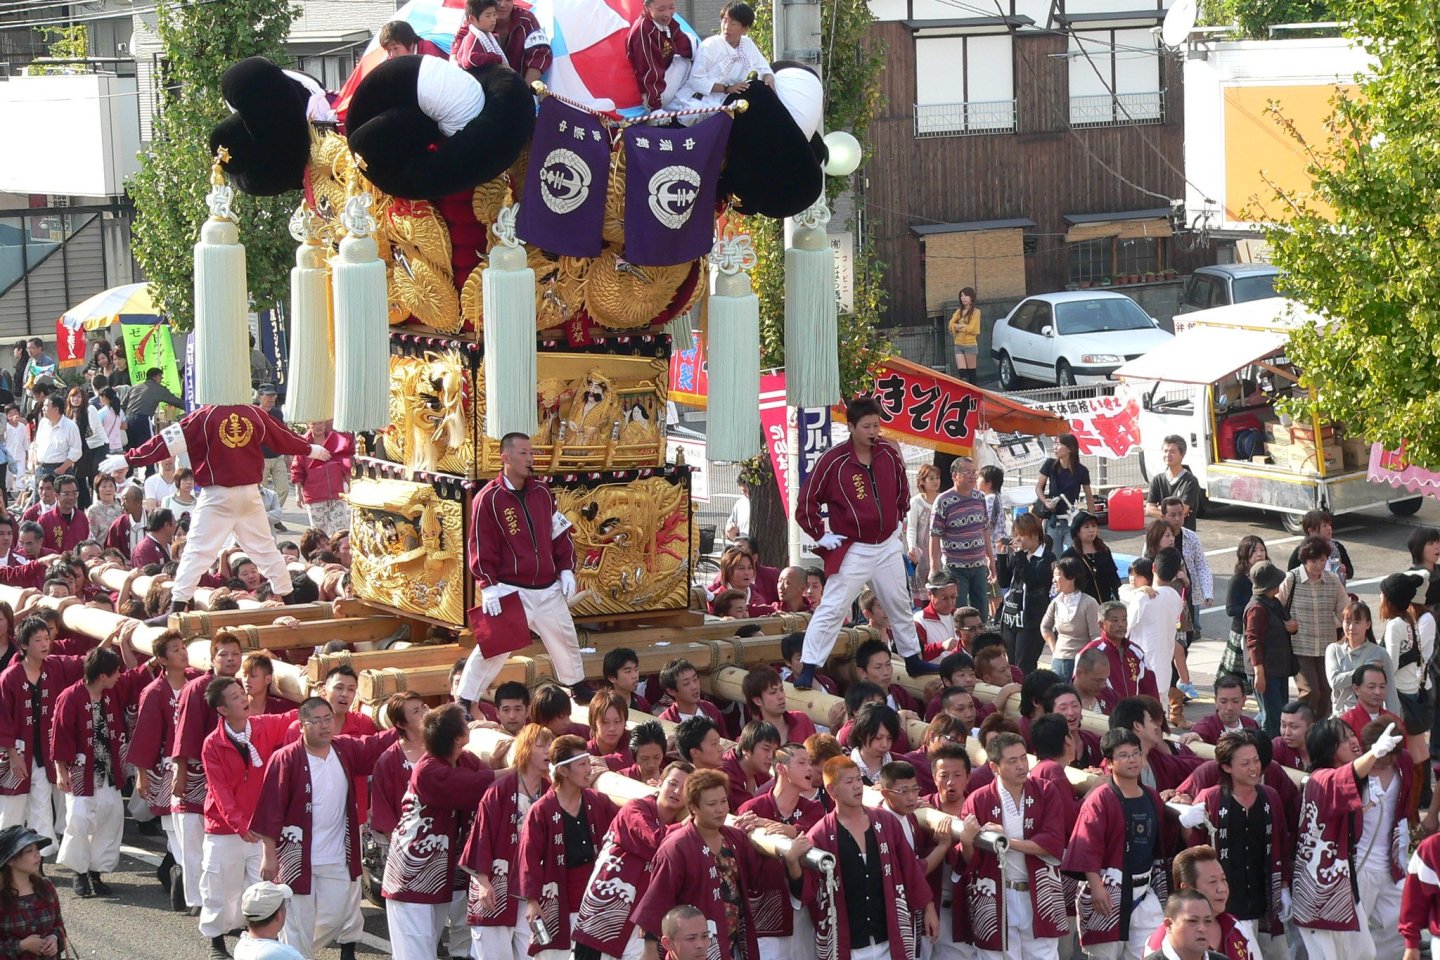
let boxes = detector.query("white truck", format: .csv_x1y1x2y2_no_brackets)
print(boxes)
1113,298,1422,531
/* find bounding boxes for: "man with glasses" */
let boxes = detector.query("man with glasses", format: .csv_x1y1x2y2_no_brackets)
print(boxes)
249,697,397,960
929,457,996,615
914,572,961,659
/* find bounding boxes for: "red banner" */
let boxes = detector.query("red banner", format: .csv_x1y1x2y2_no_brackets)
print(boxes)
758,373,790,512
846,357,982,456
55,320,86,369
669,332,708,405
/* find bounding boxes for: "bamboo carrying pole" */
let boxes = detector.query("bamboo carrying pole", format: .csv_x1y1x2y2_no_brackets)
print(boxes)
173,602,336,639
89,566,266,613
308,643,463,684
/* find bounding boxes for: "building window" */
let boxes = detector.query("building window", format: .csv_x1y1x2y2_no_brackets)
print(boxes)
1067,28,1163,127
1115,236,1163,276
1068,238,1112,284
913,34,1016,137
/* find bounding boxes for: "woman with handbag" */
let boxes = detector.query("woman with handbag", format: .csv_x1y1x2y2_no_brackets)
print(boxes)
1034,433,1092,556
1245,560,1300,738
0,824,66,959
997,512,1055,674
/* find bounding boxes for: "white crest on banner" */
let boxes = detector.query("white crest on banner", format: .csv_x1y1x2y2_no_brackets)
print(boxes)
647,164,701,229
539,148,593,214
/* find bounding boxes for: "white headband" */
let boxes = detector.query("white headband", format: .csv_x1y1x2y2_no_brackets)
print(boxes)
549,752,592,779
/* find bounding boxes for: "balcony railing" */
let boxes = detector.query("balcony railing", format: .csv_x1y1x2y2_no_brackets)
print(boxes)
913,99,1018,138
1069,90,1165,128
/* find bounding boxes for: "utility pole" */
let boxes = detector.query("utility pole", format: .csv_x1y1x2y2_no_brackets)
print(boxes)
774,0,825,565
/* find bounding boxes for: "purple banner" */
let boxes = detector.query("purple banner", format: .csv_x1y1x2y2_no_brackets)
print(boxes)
516,98,612,257
622,113,731,266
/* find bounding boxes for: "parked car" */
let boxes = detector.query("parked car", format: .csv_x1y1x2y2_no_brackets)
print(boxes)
991,291,1174,389
1178,263,1281,314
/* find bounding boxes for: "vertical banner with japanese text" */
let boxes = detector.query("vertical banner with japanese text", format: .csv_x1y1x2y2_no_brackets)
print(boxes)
759,373,789,510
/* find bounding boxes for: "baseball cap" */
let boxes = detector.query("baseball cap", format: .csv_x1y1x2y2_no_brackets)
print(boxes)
241,880,293,921
256,383,279,397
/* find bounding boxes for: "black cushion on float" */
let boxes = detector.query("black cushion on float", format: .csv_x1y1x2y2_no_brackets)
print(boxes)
208,56,311,196
346,58,536,201
718,78,823,219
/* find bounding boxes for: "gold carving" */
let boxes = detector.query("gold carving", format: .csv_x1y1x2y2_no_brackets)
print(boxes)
349,478,465,625
584,251,697,330
386,350,477,476
603,147,625,247
218,413,254,449
476,352,667,472
472,175,511,225
558,476,691,616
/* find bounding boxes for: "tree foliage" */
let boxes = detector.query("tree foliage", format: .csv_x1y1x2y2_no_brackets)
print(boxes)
26,26,87,75
1199,0,1333,38
1260,0,1440,467
129,0,299,332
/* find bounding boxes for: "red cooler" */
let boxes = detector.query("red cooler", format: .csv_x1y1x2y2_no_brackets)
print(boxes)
1107,487,1145,531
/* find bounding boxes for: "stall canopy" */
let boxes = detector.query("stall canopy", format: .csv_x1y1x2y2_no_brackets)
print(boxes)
60,282,158,332
1111,325,1289,385
1368,443,1440,501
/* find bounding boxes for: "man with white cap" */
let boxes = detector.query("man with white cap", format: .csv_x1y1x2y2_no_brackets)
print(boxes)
234,880,305,960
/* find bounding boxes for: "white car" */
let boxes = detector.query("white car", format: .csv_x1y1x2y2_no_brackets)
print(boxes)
991,291,1174,388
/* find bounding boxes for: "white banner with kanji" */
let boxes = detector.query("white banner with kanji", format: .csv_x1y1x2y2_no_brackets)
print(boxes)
1032,389,1142,459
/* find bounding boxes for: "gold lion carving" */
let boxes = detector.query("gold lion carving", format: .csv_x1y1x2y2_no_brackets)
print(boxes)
349,479,465,625
558,477,691,616
387,350,475,475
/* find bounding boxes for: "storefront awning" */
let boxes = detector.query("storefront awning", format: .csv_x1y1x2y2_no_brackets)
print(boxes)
1112,326,1290,385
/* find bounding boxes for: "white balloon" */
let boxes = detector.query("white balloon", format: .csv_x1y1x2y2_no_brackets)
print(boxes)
823,130,862,177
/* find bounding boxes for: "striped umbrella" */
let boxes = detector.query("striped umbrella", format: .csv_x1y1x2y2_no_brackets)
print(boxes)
59,282,160,332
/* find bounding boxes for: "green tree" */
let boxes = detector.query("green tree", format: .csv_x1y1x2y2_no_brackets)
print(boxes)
1260,0,1440,466
26,26,88,75
129,0,299,332
738,0,892,563
1198,0,1333,38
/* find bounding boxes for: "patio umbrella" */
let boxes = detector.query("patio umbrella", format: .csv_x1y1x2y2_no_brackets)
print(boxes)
60,282,160,332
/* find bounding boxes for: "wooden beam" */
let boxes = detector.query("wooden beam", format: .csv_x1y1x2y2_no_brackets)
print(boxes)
214,617,406,653
307,643,462,684
174,603,336,639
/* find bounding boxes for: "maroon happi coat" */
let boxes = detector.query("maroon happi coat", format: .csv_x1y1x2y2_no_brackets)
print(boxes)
246,729,398,895
519,787,619,955
1190,784,1290,936
463,769,549,928
48,663,151,796
128,668,201,815
1176,759,1301,833
1060,780,1170,947
1077,636,1160,703
802,807,935,960
735,790,826,938
573,794,679,955
956,778,1068,951
0,654,85,795
170,670,227,814
1292,761,1403,931
368,742,413,837
381,752,494,904
1029,758,1082,920
632,821,768,960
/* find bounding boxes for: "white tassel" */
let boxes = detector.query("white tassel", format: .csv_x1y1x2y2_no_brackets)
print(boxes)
707,268,761,461
664,307,694,347
482,205,537,439
332,192,390,433
785,197,839,408
284,207,334,422
192,155,251,405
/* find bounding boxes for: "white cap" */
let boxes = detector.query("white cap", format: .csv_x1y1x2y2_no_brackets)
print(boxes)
241,880,294,921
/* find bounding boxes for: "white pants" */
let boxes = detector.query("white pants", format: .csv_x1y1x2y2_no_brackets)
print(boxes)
457,582,584,698
535,911,579,960
57,784,123,874
978,888,1060,960
0,762,64,849
853,944,891,960
282,862,364,958
174,810,205,908
1082,886,1164,960
471,900,531,960
386,898,447,960
443,888,470,958
1296,918,1377,960
802,536,920,666
927,914,977,960
173,485,292,603
1358,866,1402,960
198,833,262,937
161,813,181,862
758,936,793,960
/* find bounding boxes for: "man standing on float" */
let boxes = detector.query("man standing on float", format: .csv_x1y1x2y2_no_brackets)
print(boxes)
792,396,937,689
456,432,585,704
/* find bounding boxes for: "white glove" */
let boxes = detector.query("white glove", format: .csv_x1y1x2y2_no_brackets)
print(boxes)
816,532,846,551
1176,804,1208,830
99,454,128,476
480,585,505,616
308,444,332,462
559,570,576,601
1277,888,1292,923
1372,722,1403,758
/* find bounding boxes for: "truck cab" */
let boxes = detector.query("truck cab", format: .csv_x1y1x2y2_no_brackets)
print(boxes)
1117,299,1421,530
